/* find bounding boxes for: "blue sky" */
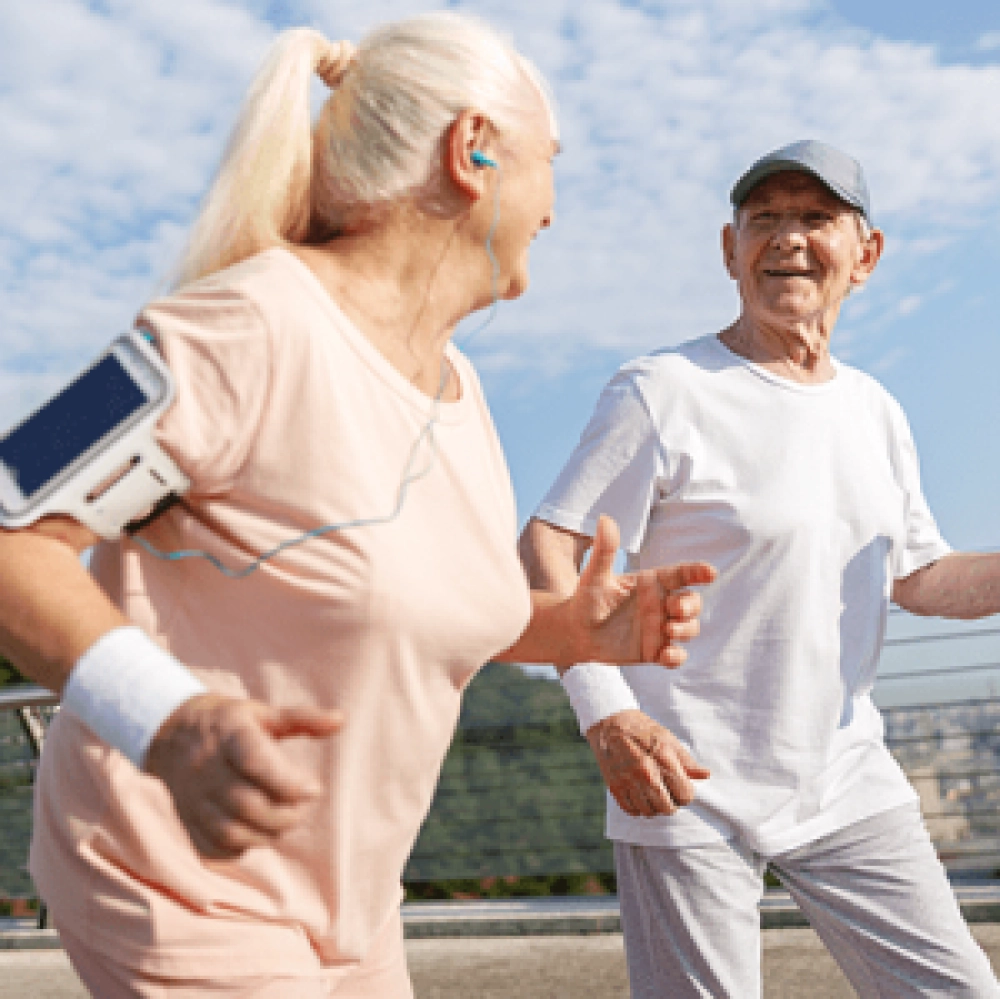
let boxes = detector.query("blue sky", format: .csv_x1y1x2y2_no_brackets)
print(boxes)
1,0,998,700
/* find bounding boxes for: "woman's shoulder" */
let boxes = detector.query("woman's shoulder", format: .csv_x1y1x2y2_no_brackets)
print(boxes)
154,247,312,316
136,247,347,379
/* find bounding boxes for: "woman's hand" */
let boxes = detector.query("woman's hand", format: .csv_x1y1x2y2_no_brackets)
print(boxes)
570,515,716,668
144,694,342,859
508,514,716,669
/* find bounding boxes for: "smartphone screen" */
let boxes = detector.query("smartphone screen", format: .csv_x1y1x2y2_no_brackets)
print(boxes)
0,354,150,502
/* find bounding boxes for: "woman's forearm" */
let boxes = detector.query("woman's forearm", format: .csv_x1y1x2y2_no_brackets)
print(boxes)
0,527,127,693
498,590,586,672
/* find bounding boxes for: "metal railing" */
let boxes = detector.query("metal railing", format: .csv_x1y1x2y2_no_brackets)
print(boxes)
0,685,57,927
1,605,999,906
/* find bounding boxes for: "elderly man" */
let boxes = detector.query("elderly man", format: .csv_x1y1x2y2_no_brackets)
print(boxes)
521,140,1000,997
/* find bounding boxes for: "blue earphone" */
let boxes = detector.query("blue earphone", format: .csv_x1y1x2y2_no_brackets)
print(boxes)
471,151,498,169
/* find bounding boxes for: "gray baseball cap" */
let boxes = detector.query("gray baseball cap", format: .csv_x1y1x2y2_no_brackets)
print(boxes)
730,140,872,222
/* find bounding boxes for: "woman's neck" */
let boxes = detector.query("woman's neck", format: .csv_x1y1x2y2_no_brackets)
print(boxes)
290,212,487,399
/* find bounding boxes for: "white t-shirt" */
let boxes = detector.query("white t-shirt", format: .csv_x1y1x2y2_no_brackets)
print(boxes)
535,333,950,857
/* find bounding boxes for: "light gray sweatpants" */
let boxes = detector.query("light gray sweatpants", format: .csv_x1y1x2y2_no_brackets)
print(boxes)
616,803,999,998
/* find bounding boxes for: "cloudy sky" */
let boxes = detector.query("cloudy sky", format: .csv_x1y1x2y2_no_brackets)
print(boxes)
2,0,998,699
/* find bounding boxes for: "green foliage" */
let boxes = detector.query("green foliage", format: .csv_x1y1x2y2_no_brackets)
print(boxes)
0,709,37,899
405,871,616,901
0,659,614,905
0,656,26,689
404,662,613,895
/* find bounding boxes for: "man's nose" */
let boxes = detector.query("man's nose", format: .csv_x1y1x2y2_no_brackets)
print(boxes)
770,215,808,248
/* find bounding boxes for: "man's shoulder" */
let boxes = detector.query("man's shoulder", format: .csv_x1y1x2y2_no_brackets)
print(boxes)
619,334,721,389
834,359,907,423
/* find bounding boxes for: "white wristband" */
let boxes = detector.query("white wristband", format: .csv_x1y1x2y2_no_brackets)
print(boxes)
62,626,207,768
560,663,641,735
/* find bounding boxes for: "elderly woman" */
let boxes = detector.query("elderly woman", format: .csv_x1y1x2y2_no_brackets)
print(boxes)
0,14,710,998
521,140,1000,997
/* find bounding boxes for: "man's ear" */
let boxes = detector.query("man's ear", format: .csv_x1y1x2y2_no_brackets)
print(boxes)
445,109,494,201
850,226,884,291
721,223,738,280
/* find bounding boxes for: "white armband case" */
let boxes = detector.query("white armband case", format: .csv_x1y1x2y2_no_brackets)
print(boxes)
0,330,189,539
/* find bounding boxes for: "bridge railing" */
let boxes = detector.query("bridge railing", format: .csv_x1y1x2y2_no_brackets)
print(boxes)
1,606,999,905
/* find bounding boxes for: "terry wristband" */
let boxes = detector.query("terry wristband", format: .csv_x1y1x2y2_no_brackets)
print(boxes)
560,663,641,735
62,626,207,768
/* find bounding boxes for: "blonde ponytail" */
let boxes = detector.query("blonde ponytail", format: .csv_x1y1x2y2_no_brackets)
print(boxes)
173,14,555,288
173,29,353,288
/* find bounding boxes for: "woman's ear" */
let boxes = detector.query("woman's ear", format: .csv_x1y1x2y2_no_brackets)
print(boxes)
446,109,494,201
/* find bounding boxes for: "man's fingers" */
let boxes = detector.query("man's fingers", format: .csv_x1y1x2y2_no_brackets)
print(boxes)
611,785,641,817
655,755,697,807
674,742,711,781
651,739,709,807
587,712,706,819
610,768,678,818
580,514,621,586
637,765,677,817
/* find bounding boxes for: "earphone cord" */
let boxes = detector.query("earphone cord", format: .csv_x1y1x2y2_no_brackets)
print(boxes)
459,161,502,348
131,360,449,579
132,171,502,578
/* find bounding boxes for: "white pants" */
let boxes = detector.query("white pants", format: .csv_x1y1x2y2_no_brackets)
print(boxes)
615,803,999,998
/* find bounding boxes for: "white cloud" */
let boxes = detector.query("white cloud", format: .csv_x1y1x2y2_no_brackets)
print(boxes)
976,31,1000,53
1,0,1000,396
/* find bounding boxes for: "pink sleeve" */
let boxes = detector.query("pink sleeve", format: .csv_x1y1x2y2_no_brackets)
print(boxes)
137,286,271,497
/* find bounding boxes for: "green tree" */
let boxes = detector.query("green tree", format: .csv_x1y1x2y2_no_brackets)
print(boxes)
404,662,614,897
0,656,26,688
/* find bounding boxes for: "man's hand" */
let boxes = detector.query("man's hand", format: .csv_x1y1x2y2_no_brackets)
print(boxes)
144,693,342,859
586,709,709,817
570,515,716,668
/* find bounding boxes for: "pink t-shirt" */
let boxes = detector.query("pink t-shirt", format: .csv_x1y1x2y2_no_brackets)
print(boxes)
30,247,532,975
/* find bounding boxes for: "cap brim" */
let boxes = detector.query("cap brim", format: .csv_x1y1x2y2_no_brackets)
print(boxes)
730,160,867,218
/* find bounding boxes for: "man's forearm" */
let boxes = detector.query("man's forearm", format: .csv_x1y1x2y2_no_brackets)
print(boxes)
893,552,1000,619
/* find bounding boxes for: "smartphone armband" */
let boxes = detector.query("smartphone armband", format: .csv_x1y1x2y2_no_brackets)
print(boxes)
0,330,190,540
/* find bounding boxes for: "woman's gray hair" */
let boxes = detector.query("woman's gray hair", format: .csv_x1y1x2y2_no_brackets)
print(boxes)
173,12,557,288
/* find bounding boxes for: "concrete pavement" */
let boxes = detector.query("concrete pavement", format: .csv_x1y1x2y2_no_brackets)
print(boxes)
1,924,998,997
